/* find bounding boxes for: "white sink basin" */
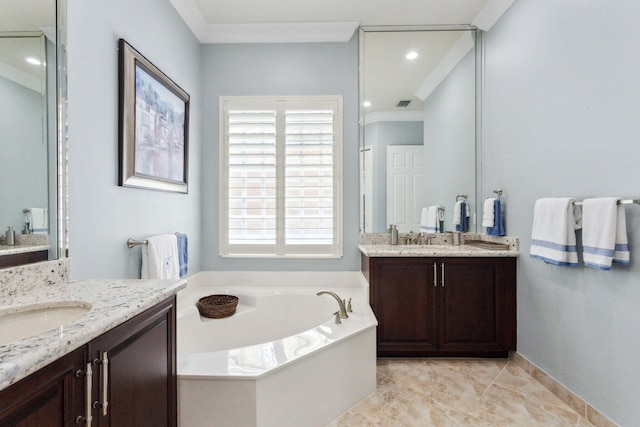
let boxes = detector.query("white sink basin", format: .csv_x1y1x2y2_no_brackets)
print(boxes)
0,303,91,345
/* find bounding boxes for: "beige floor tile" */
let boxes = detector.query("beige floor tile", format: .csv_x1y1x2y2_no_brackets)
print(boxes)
328,359,590,427
478,383,580,426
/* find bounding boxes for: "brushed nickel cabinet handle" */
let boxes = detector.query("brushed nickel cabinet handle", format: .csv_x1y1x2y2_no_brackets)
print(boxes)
93,353,109,416
100,352,109,416
441,263,445,287
75,363,93,425
433,263,437,287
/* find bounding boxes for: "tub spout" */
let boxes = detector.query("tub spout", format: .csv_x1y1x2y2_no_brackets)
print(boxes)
316,290,349,319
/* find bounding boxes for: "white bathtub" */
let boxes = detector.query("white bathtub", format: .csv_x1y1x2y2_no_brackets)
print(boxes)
176,271,378,427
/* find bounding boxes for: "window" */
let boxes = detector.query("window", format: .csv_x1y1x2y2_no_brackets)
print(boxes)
219,96,343,257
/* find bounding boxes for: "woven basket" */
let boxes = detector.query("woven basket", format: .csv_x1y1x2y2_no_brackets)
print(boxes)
196,295,239,319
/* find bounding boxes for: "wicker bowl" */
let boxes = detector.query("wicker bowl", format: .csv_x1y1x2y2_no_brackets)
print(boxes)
196,295,239,319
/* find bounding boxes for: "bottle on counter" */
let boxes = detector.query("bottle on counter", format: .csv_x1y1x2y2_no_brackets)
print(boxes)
6,226,16,246
390,225,399,245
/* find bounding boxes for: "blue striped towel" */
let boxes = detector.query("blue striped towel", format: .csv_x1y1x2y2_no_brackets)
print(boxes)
486,199,505,236
582,198,629,270
530,198,581,266
176,233,188,278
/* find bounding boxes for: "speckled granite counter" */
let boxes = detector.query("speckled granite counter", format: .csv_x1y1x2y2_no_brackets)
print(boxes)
0,260,186,391
359,243,518,257
359,233,519,257
0,244,49,256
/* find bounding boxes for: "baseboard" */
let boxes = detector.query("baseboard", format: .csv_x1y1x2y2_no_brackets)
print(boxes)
510,352,618,427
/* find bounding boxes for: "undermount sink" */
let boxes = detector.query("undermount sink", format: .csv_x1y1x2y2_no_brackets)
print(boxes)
0,302,92,345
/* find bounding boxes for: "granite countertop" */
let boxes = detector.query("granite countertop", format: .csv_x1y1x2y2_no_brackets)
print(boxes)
0,277,187,391
359,243,519,257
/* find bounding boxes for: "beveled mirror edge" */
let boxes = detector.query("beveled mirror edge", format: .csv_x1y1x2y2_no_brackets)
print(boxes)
56,0,68,259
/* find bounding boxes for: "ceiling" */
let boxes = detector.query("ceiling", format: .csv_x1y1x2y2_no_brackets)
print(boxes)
169,0,516,43
0,0,53,92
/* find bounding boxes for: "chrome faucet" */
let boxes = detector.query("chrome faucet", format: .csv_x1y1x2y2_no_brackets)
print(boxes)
316,290,349,319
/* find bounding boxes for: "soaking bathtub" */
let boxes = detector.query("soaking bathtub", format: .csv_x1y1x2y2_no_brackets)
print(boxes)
176,271,378,427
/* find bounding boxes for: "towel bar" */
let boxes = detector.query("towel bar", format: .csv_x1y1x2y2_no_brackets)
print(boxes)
456,193,468,202
573,199,640,206
127,238,148,248
127,232,181,248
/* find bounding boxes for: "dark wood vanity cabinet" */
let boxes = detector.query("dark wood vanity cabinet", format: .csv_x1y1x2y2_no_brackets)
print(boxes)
364,255,516,357
0,297,176,427
0,347,84,426
87,297,176,427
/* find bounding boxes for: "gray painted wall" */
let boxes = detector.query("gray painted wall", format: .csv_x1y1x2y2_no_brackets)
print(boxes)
483,0,640,424
67,0,202,279
364,120,423,232
0,76,47,231
200,38,360,271
423,48,476,233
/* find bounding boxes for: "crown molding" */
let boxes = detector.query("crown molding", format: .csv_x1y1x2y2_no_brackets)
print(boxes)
169,0,358,43
414,31,474,101
471,0,516,31
202,21,360,44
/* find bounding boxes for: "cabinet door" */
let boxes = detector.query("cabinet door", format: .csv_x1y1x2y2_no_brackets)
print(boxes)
87,297,176,427
438,258,516,356
372,258,438,356
0,346,85,427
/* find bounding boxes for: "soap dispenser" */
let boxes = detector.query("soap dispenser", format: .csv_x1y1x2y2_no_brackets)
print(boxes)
390,225,399,245
6,226,15,246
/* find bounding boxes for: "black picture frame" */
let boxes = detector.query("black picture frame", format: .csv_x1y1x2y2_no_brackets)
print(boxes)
118,39,190,193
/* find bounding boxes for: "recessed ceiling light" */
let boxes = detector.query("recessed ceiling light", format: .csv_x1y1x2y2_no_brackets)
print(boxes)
25,57,41,66
363,101,371,107
406,51,419,60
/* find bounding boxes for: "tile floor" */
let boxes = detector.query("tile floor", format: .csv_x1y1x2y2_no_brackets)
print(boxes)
327,359,595,426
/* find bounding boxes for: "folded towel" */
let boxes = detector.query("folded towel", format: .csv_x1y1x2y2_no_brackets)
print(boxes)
482,198,496,227
176,233,189,278
453,201,469,232
25,208,48,234
582,198,629,270
530,198,581,266
421,205,444,233
453,201,463,225
487,199,505,236
141,234,180,279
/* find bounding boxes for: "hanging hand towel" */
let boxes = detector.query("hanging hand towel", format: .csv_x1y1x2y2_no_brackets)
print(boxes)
453,201,469,232
141,234,180,279
421,205,444,233
482,198,496,227
176,233,189,278
486,199,505,236
25,208,48,234
530,198,581,266
582,198,630,270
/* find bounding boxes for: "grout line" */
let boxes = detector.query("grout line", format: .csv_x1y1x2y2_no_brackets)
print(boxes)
479,360,510,399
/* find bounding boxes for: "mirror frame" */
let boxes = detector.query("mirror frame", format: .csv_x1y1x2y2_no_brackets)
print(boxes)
358,26,483,235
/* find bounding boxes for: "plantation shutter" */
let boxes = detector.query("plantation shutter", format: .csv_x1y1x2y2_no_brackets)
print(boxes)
220,97,343,257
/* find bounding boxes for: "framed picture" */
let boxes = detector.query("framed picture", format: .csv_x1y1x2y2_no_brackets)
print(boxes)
118,39,190,193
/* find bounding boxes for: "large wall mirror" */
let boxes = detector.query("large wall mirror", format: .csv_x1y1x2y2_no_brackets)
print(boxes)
359,28,480,234
0,0,67,265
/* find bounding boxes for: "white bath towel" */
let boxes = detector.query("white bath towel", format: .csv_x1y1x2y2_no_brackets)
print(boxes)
141,234,180,279
582,198,630,270
421,205,444,233
530,198,581,266
25,208,48,234
482,198,496,227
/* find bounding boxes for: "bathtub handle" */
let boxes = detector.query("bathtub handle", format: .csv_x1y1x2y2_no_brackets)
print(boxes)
333,311,342,324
